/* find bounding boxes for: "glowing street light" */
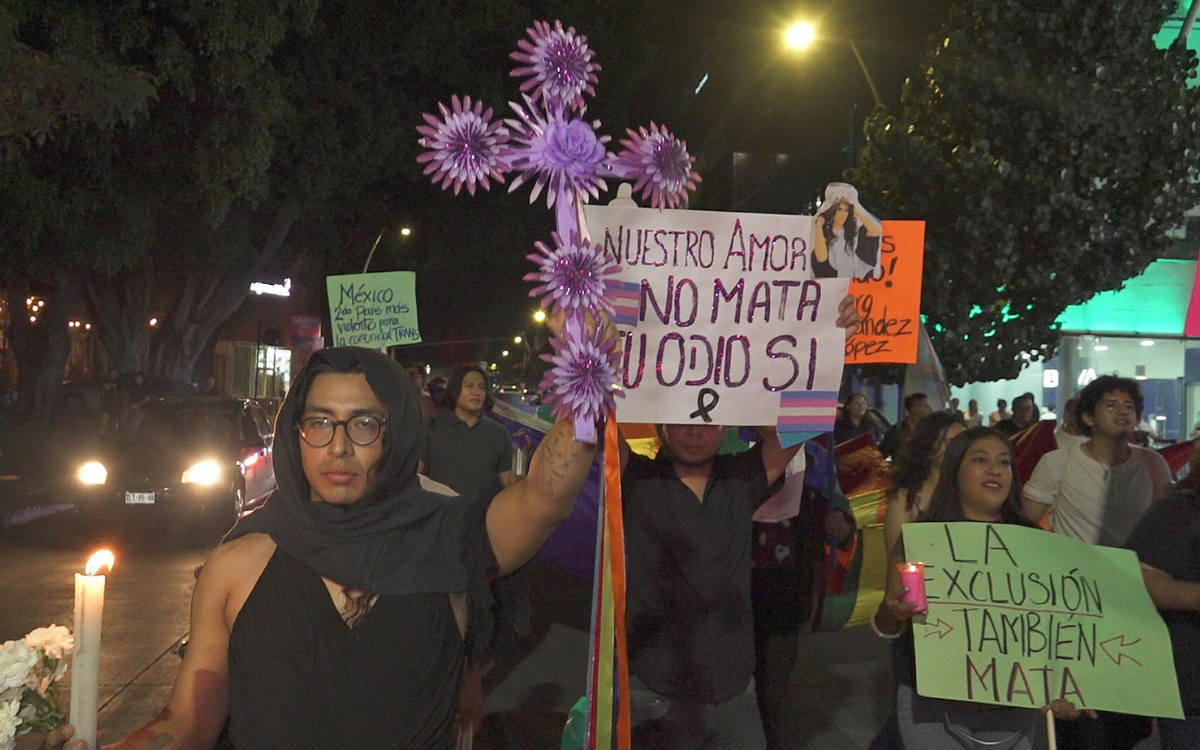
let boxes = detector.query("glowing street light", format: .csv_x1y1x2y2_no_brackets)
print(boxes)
782,20,882,108
783,21,816,51
400,227,412,237
513,335,523,344
532,309,547,324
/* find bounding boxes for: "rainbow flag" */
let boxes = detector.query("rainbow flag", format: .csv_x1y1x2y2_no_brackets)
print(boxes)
812,433,892,631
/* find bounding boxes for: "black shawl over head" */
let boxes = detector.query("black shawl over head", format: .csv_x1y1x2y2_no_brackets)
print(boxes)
225,347,495,650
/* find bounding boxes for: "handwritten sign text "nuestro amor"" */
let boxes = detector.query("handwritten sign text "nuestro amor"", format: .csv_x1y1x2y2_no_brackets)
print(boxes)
583,204,847,432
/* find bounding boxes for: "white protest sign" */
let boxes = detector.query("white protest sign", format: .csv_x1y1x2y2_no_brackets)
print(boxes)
583,204,848,432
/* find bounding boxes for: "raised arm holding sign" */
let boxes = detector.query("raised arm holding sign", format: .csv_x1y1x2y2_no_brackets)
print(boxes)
610,298,858,747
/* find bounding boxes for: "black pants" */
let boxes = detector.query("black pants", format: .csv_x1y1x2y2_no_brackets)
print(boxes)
1055,710,1152,750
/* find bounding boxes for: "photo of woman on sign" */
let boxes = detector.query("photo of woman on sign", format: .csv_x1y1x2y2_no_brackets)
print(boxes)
811,182,883,280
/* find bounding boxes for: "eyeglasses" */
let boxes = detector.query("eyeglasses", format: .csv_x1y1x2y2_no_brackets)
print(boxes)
296,415,387,448
1099,400,1136,414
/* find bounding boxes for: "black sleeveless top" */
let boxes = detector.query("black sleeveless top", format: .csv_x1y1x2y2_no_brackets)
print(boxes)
227,547,463,749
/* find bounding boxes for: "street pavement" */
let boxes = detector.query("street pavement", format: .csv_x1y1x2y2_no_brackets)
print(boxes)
1,518,1166,749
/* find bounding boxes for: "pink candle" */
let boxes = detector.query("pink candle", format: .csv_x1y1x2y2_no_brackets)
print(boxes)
897,561,928,612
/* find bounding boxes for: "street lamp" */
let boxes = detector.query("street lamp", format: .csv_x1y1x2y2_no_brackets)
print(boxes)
363,225,415,274
532,309,547,324
784,21,816,51
782,20,883,109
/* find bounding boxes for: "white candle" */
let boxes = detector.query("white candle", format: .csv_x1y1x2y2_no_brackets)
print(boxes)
70,550,114,750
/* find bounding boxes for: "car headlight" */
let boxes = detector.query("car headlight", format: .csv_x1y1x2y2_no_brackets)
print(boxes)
181,460,222,485
78,461,107,485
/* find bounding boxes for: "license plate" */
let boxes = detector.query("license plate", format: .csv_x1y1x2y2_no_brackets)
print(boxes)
125,491,155,505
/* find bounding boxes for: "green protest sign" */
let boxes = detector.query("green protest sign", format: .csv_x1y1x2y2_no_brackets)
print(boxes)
325,272,421,348
903,522,1183,719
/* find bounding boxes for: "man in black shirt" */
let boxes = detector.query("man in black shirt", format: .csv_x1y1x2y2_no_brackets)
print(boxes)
619,423,806,750
615,293,860,749
1128,441,1200,748
994,392,1038,437
878,392,932,459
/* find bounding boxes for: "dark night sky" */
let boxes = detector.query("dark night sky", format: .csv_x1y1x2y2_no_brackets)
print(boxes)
651,0,949,209
381,0,949,365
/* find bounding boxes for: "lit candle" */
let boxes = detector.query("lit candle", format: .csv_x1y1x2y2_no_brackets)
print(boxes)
70,550,114,750
897,561,928,612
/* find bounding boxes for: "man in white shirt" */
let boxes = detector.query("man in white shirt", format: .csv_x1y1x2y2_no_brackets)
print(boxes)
1021,376,1172,749
1023,377,1171,545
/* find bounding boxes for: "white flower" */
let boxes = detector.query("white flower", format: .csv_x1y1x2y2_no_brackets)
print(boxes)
0,642,36,695
0,697,19,750
23,626,72,661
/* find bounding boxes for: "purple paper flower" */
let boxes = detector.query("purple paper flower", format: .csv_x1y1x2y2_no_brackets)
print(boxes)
539,319,622,427
524,232,619,314
610,122,701,210
510,20,600,115
416,95,512,196
507,99,610,208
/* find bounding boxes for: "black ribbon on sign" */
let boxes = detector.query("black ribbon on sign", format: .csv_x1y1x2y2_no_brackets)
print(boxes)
689,388,719,423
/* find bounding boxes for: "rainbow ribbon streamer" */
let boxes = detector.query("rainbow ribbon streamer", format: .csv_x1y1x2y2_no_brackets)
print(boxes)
585,417,630,749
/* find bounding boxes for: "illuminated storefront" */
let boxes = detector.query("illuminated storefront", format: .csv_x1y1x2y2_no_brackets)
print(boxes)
954,258,1199,443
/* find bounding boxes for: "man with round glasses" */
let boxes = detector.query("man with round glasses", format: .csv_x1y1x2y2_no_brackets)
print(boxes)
297,413,387,447
46,335,601,749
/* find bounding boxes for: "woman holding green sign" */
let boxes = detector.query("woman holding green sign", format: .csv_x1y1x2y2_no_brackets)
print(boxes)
872,427,1092,748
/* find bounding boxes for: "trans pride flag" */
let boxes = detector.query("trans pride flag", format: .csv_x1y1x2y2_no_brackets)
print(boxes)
777,390,840,447
609,280,640,326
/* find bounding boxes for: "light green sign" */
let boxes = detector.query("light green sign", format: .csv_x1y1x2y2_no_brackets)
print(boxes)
904,522,1183,718
325,271,421,348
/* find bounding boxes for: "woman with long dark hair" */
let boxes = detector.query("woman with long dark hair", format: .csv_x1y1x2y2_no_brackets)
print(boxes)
882,411,965,561
872,427,1086,748
810,183,883,279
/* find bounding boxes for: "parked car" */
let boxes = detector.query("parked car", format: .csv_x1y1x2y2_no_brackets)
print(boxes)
70,397,275,536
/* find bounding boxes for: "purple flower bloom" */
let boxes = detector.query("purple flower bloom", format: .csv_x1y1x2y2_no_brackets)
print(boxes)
510,20,600,115
524,232,619,314
610,122,701,210
539,318,622,428
416,95,512,196
507,99,610,208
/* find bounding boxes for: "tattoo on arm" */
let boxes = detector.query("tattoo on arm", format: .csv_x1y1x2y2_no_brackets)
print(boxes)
537,422,587,492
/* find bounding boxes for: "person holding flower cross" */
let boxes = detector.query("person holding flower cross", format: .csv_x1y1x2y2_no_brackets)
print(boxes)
43,315,607,750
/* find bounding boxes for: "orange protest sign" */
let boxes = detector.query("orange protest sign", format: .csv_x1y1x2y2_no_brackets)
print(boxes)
844,220,925,364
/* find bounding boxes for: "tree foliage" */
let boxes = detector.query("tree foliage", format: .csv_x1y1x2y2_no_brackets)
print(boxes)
851,0,1200,385
0,0,320,409
0,0,695,411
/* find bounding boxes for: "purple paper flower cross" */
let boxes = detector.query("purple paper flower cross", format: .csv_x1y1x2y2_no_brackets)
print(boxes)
417,21,701,435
